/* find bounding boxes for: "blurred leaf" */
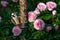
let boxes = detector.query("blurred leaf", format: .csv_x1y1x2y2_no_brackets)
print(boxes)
40,14,52,20
2,28,10,36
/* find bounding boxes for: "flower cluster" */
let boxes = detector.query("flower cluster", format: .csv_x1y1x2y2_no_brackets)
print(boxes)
28,1,59,32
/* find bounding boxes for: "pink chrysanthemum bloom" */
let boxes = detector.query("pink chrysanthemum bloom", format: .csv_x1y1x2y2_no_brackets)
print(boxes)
12,26,22,36
55,25,59,30
34,8,40,14
12,0,18,2
28,12,36,22
46,26,52,32
37,3,46,11
0,16,2,23
46,1,57,11
52,10,57,15
34,19,45,30
1,1,8,7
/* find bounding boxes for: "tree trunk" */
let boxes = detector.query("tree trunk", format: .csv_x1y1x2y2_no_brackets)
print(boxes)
19,0,27,24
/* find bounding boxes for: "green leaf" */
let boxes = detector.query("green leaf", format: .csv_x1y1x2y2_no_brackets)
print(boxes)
29,23,35,32
55,18,60,24
40,14,52,20
0,37,6,40
32,31,45,39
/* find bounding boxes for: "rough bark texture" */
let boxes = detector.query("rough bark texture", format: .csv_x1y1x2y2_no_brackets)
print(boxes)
20,0,27,23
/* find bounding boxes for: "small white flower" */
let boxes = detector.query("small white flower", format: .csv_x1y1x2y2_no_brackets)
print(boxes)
52,10,57,15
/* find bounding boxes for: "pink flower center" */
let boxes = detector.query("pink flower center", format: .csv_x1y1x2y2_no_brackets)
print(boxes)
14,29,19,34
37,21,42,28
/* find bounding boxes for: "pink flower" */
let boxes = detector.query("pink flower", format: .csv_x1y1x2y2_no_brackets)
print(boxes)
28,12,36,22
12,0,18,2
37,3,46,11
46,1,57,11
0,16,2,23
34,8,40,14
34,19,45,30
46,26,52,32
55,25,59,30
52,10,57,15
12,26,22,36
1,1,8,7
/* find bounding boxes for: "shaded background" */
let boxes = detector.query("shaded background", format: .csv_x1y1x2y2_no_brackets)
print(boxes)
0,0,60,40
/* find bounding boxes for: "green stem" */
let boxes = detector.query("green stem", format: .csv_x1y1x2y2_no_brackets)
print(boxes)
52,15,54,25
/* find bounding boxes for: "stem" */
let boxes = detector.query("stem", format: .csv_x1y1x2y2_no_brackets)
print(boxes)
52,15,54,24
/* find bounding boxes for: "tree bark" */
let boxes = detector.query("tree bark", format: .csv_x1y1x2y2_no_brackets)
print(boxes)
19,0,27,24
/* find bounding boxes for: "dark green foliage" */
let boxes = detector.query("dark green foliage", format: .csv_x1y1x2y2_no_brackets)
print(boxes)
0,0,60,40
